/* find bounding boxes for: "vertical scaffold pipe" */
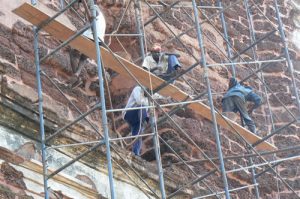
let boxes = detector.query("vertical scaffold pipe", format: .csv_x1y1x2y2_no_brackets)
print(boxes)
249,157,260,199
273,0,300,114
217,0,236,77
191,1,231,199
243,1,260,198
134,0,146,60
33,26,49,199
89,0,116,198
134,0,166,197
151,113,167,199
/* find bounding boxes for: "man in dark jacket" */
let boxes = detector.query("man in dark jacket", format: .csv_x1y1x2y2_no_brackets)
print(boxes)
222,78,261,134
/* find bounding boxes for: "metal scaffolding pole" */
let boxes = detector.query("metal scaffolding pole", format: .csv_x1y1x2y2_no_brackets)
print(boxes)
134,0,146,60
135,1,166,196
152,112,167,199
191,1,231,198
273,0,300,114
217,0,236,77
33,26,49,199
243,0,260,197
89,0,115,198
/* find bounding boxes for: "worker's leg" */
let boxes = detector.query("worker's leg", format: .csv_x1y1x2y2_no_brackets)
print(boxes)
167,55,181,74
124,109,144,156
160,55,181,81
131,123,142,156
233,96,256,133
75,54,88,77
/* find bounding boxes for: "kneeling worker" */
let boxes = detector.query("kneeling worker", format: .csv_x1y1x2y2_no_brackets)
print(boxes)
122,86,149,156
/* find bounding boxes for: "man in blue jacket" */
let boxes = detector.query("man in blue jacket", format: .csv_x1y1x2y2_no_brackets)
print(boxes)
222,78,261,134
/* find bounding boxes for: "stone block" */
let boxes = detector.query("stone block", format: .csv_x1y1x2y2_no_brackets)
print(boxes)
262,61,284,73
269,93,295,109
280,193,300,199
43,50,71,73
12,34,33,54
273,135,299,148
11,21,33,40
0,43,16,64
0,62,21,81
280,168,297,178
257,173,284,194
264,75,290,91
0,23,12,40
253,21,274,32
257,40,281,52
16,55,35,74
0,162,26,189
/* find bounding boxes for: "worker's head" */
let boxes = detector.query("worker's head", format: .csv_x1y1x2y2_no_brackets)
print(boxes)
150,43,162,63
228,77,238,89
150,43,162,53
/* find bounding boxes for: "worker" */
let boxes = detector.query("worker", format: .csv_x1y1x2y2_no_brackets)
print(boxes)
69,0,106,88
142,43,181,81
122,86,149,156
222,77,258,134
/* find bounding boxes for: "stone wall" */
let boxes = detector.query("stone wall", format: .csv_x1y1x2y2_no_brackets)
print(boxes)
0,0,299,198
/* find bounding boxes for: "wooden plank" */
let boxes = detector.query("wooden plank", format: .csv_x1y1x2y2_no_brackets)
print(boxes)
12,2,277,151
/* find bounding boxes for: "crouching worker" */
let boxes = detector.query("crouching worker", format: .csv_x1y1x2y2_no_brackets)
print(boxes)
122,86,149,156
222,78,258,134
142,43,181,81
68,0,106,88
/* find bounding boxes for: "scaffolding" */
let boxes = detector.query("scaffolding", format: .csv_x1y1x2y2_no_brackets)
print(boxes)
11,0,300,198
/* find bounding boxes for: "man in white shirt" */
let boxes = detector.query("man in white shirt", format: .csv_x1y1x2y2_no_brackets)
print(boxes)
123,86,149,156
142,43,181,81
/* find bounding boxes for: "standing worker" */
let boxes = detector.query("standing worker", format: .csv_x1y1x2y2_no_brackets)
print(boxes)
123,86,149,156
222,78,261,134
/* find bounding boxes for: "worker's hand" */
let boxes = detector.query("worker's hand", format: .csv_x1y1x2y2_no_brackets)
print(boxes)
174,65,181,71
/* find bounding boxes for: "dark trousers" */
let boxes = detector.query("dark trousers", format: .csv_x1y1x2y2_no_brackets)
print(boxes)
232,96,256,134
124,109,147,155
159,55,181,81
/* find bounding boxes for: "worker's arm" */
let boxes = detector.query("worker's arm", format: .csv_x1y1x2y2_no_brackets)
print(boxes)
142,56,151,71
132,87,148,106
